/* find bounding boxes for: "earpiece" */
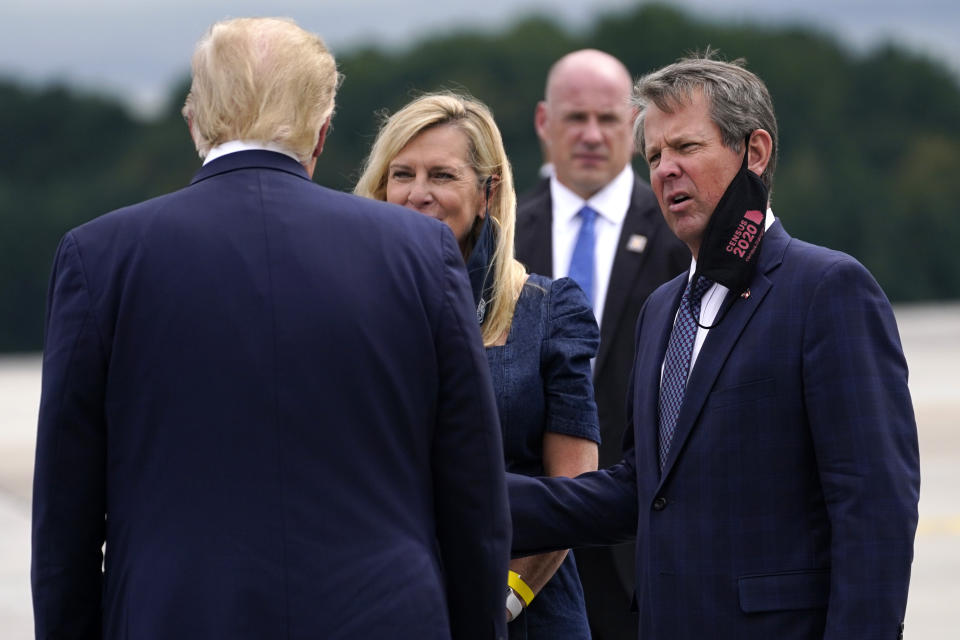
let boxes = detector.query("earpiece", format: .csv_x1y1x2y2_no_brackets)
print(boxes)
482,176,495,220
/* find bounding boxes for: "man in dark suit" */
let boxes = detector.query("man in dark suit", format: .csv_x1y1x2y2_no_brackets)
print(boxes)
31,17,510,640
508,54,919,639
515,49,686,639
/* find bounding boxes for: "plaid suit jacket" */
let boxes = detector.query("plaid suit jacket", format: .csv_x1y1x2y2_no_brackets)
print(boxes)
509,220,919,639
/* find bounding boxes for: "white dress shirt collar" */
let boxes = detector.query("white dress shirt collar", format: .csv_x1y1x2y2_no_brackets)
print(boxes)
549,164,634,226
203,140,301,166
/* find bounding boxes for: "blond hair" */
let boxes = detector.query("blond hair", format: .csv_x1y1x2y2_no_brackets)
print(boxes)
355,93,527,346
182,17,341,163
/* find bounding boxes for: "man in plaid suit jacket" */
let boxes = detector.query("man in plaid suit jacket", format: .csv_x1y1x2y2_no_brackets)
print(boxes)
507,53,919,640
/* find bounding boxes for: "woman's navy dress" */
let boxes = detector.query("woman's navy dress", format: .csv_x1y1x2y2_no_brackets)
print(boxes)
485,273,600,640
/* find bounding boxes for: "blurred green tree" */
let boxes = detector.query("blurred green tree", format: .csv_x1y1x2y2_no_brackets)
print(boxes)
2,3,959,351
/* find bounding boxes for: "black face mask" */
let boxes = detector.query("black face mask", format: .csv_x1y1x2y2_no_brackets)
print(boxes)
693,135,768,298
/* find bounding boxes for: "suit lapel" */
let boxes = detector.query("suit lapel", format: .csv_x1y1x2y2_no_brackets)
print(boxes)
657,222,790,485
515,180,553,277
596,180,659,373
635,276,687,491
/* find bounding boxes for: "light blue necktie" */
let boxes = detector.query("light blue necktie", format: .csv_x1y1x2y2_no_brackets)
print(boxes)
657,276,714,470
568,205,598,303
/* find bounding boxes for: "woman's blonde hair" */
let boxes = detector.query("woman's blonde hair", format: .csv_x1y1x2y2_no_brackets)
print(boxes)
355,92,527,346
182,17,341,163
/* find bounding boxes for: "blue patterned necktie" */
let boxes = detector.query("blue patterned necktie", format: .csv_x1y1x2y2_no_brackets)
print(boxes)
567,205,598,303
658,276,714,470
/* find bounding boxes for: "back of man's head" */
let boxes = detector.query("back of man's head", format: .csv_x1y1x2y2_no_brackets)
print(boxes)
182,17,340,164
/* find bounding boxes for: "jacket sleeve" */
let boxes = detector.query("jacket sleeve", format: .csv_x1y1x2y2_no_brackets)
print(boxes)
430,226,511,640
802,256,920,639
508,337,639,555
540,277,601,442
31,232,108,640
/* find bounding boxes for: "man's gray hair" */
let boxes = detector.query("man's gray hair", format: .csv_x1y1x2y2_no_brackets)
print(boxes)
632,52,778,192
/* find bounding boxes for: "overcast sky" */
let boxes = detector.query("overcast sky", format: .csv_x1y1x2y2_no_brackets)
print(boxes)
2,0,958,116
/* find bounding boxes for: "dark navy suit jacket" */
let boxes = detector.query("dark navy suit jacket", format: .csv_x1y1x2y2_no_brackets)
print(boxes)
32,150,511,640
509,221,919,639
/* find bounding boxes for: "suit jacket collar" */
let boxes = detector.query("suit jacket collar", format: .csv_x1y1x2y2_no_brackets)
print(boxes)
190,150,311,186
514,178,553,277
656,220,790,486
549,166,633,227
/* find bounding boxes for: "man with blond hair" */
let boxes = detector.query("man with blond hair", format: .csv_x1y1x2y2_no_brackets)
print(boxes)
32,17,510,640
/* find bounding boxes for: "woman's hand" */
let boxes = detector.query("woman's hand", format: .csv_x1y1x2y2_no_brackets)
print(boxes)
506,433,598,621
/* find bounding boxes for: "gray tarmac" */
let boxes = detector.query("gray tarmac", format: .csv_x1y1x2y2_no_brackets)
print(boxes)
1,303,957,638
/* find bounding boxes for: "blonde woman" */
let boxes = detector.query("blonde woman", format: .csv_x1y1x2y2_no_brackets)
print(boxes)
356,93,599,639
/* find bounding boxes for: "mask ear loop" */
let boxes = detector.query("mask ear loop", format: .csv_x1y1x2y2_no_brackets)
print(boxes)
689,274,738,330
689,133,754,330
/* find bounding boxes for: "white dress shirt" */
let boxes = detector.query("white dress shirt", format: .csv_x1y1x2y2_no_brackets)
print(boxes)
203,140,301,166
550,164,635,327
